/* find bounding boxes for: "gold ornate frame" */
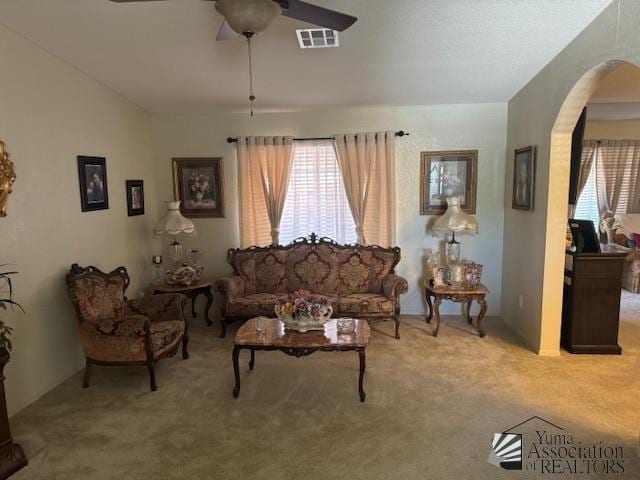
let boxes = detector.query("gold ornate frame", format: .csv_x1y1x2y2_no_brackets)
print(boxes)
0,142,16,217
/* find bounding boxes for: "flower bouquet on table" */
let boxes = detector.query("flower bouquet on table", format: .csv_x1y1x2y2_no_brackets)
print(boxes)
275,290,333,332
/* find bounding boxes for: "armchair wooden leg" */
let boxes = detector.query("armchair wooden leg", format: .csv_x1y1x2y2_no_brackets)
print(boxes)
147,362,157,392
394,315,400,340
82,360,92,389
219,308,227,339
182,332,189,360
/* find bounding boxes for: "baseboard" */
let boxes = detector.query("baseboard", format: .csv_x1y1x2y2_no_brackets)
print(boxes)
537,348,561,356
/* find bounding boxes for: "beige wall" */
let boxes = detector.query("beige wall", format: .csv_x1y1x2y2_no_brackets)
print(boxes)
0,25,158,415
585,119,640,139
151,103,507,317
502,0,640,354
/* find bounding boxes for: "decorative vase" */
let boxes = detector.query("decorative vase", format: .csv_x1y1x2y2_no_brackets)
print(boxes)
165,265,198,286
195,191,204,202
275,291,333,332
0,348,27,478
187,250,204,280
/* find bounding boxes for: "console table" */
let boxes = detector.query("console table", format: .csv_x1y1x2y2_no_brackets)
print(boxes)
562,245,626,354
152,279,214,326
424,279,489,337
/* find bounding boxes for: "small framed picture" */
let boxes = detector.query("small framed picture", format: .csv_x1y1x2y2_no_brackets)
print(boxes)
512,146,536,211
172,157,225,218
78,156,109,212
420,150,478,214
126,180,145,216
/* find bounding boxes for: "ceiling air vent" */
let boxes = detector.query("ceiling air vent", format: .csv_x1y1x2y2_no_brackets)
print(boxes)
296,29,339,49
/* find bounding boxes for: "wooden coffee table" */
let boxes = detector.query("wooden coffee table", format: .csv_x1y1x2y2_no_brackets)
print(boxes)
424,279,489,337
232,318,371,402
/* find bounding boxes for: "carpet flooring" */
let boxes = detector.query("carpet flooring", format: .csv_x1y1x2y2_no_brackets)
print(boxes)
9,299,640,480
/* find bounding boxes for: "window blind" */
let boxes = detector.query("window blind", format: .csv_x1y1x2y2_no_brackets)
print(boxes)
279,140,357,245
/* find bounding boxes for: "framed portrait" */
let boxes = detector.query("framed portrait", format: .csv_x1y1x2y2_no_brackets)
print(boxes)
512,146,536,211
420,150,478,214
78,156,109,212
172,157,225,218
126,180,145,216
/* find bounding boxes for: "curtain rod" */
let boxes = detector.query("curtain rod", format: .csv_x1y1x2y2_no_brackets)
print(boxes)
226,131,409,144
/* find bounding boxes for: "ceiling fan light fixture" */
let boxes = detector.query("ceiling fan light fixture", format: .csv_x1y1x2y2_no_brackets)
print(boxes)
215,0,280,36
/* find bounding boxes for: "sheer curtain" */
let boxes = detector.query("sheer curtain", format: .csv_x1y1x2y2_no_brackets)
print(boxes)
237,136,294,247
596,140,640,215
334,131,396,246
279,140,356,245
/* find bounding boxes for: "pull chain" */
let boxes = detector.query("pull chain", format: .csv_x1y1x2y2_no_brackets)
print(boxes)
245,33,256,117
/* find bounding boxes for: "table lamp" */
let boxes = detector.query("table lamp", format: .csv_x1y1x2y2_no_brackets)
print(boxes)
432,196,479,264
154,201,197,266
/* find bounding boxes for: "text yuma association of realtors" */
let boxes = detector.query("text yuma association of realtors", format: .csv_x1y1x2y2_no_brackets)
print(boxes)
525,430,624,475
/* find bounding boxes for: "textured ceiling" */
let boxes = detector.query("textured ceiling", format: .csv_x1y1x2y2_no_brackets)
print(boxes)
0,0,613,114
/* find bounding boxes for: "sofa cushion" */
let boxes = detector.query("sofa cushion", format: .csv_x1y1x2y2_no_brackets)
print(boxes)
150,320,185,357
368,249,398,293
227,293,291,318
285,244,339,293
230,251,257,294
255,250,288,293
336,293,394,315
337,248,374,293
71,274,127,323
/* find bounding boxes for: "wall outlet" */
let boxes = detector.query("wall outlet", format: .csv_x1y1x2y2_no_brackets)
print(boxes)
518,294,524,309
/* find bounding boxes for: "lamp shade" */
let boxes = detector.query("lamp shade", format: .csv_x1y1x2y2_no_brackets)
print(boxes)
432,196,479,236
154,201,196,237
215,0,281,35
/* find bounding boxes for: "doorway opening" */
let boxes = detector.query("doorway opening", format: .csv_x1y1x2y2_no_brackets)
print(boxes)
543,60,640,353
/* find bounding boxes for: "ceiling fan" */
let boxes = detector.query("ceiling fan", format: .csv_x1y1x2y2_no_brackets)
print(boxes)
109,0,358,41
110,0,357,115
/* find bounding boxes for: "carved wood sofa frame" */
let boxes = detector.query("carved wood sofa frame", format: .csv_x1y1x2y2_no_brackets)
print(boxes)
216,233,409,339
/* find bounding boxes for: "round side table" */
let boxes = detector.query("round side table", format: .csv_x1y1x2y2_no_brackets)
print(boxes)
152,279,214,326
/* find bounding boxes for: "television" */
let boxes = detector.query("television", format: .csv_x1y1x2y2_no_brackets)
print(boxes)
568,219,601,253
568,107,587,205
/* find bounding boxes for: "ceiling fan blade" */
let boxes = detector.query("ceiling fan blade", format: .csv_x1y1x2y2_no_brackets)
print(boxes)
280,0,357,32
216,20,240,41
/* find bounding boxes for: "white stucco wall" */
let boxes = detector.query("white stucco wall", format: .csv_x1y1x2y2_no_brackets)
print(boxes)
151,104,507,318
502,0,640,354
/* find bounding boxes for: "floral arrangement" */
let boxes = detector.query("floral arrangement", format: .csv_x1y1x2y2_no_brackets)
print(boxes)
277,290,329,319
275,290,332,331
188,173,211,200
165,265,198,286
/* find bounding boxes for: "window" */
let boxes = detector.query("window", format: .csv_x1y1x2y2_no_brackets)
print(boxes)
279,140,357,245
574,161,600,227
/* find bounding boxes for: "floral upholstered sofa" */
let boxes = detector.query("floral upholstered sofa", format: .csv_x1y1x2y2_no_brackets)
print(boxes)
601,215,640,293
215,234,409,339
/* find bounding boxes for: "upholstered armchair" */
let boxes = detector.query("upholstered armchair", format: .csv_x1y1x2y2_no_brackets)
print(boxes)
66,264,188,391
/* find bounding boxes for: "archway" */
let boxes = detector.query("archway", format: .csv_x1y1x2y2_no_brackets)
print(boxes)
540,59,640,353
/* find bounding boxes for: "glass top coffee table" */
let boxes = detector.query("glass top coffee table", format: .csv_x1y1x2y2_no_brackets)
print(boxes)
232,318,371,402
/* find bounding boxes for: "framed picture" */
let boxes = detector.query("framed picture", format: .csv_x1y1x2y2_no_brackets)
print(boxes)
172,157,225,218
420,150,477,214
512,146,536,211
126,180,145,216
77,156,109,212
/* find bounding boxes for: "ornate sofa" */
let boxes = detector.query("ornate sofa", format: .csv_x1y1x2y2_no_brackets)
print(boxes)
66,264,188,391
216,234,409,339
601,216,640,293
